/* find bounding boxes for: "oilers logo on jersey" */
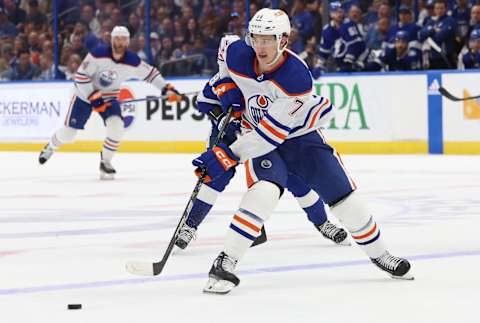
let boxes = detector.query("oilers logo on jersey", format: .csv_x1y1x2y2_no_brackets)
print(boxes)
247,94,273,124
99,70,118,87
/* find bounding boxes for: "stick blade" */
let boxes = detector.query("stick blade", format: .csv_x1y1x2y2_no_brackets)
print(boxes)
125,261,156,276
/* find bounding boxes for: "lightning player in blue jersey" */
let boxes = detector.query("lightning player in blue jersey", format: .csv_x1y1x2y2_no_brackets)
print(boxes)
38,26,181,179
174,36,350,250
191,8,413,294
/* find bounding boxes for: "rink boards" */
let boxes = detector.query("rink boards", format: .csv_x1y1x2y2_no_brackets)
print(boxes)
0,70,479,154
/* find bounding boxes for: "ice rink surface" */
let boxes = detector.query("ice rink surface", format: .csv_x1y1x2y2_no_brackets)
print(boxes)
0,152,479,323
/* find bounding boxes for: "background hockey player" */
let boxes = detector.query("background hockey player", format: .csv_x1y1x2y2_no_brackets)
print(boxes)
38,26,182,179
191,8,413,294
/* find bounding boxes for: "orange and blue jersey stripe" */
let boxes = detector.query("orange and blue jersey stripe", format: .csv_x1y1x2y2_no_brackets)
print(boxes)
74,72,91,84
255,114,291,147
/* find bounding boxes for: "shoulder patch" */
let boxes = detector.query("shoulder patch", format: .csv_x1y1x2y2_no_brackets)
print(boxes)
122,50,141,67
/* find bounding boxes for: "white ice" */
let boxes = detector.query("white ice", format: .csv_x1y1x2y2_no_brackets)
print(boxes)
0,152,479,323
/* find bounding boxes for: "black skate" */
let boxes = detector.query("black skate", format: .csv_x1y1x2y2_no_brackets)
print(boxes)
371,251,414,280
251,226,267,247
203,252,240,294
100,155,116,180
38,144,54,165
175,223,197,249
315,220,350,245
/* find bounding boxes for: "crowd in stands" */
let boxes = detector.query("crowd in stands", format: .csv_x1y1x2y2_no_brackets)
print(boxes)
1,0,480,81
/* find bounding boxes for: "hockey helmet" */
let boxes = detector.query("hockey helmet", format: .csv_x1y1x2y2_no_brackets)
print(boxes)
111,26,130,40
247,8,291,65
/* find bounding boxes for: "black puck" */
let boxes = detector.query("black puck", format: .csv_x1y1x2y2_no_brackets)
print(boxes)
67,304,82,310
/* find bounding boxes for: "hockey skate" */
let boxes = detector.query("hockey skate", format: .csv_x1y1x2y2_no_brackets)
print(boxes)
203,252,240,294
100,154,116,180
371,251,414,280
175,223,197,249
38,144,54,165
315,220,350,245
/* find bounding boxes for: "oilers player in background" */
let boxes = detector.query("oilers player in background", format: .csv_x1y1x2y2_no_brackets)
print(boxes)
173,36,349,251
38,26,182,179
190,8,413,294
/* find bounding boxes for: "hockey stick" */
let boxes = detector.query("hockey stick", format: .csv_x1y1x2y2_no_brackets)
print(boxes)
120,90,200,104
125,107,234,276
426,37,452,69
438,86,480,101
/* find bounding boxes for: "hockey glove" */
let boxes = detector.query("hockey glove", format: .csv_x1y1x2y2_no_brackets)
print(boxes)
212,78,244,118
89,91,109,112
192,143,239,183
162,83,183,102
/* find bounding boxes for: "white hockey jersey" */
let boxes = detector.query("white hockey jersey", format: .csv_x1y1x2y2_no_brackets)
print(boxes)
206,39,335,162
74,44,166,102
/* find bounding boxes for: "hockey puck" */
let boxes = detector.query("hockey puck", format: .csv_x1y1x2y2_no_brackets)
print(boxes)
67,304,82,310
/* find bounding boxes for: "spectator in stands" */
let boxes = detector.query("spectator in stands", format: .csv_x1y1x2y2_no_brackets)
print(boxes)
291,0,315,44
80,4,101,35
363,0,384,27
37,52,59,80
0,43,14,75
298,36,320,72
70,33,88,58
3,0,26,28
150,32,161,57
0,7,17,38
365,16,390,50
288,27,305,53
419,0,435,26
228,12,244,37
2,49,40,80
60,53,81,80
337,4,368,72
458,28,480,69
468,4,480,36
419,0,457,69
388,5,420,45
452,0,471,45
127,12,142,38
379,30,422,70
25,0,46,26
110,6,124,27
27,30,41,65
159,17,174,39
173,19,185,47
318,1,344,72
185,17,199,44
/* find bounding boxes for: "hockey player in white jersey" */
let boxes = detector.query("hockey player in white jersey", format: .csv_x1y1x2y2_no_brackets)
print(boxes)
38,26,181,179
174,34,349,251
190,9,413,294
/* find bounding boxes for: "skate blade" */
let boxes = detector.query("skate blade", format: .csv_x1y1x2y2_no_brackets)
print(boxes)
100,172,115,180
203,278,235,294
391,272,415,281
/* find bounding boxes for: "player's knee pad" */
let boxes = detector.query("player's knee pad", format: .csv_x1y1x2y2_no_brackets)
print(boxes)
105,116,124,140
245,151,288,189
329,190,370,231
238,180,281,223
56,127,77,143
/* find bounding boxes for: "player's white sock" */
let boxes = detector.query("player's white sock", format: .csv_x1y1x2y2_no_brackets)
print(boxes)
224,181,280,261
102,116,124,162
49,127,77,149
330,191,386,259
